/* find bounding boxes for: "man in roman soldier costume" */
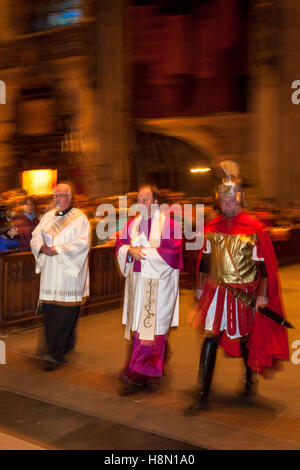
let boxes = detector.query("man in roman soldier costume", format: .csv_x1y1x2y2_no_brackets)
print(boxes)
185,161,289,415
116,185,183,396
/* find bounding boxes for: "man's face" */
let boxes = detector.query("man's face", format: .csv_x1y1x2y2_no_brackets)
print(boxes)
24,199,34,214
53,184,72,212
137,187,157,219
220,195,240,218
8,226,17,238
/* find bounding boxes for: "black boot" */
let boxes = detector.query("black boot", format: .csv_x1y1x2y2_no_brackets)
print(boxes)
184,336,218,416
236,341,256,397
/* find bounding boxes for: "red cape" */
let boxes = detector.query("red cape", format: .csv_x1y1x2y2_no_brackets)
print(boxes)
195,212,289,373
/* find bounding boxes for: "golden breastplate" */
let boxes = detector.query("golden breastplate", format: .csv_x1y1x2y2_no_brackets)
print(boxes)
207,232,258,284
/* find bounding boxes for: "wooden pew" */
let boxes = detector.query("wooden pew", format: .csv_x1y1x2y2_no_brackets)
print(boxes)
0,245,124,330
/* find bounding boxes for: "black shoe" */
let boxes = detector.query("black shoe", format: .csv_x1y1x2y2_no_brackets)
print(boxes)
183,398,208,416
190,336,218,404
119,381,154,396
43,361,59,371
43,353,60,371
237,341,256,398
235,379,256,398
118,383,143,396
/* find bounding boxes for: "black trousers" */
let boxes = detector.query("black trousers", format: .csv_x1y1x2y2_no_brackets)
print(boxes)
42,303,80,363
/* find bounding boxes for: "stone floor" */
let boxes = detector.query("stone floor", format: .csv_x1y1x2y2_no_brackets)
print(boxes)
0,263,299,451
0,389,202,451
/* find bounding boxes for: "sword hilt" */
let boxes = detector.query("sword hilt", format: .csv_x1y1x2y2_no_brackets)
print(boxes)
219,282,255,307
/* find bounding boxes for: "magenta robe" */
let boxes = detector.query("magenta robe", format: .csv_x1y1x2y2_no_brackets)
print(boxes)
116,213,183,384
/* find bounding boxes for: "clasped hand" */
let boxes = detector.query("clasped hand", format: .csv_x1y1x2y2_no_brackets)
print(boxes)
128,246,146,261
40,244,58,256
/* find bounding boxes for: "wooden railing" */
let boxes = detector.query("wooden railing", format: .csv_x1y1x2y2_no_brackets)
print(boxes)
0,229,299,330
0,245,124,330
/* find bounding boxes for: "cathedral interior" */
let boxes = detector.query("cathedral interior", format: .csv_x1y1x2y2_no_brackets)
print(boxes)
0,0,299,208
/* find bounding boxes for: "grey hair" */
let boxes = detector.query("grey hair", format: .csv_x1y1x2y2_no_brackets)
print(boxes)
55,181,74,198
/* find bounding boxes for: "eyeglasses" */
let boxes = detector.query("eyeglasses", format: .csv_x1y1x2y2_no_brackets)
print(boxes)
53,194,71,198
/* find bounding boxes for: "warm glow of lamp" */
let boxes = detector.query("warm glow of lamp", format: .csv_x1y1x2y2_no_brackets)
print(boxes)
22,169,57,195
190,168,211,173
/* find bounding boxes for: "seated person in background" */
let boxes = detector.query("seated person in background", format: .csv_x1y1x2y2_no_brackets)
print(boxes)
0,220,18,252
13,196,39,252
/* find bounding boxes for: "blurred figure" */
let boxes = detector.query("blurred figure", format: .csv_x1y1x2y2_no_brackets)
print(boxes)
30,182,90,371
0,220,18,252
252,201,276,228
185,161,289,415
116,185,183,396
13,196,39,252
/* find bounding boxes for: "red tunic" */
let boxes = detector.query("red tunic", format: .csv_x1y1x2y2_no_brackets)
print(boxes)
189,212,289,373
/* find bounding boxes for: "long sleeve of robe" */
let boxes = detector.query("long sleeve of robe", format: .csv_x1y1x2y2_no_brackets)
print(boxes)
116,211,183,340
31,208,90,304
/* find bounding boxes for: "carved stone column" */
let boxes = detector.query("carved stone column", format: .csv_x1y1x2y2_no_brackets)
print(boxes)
250,0,283,204
85,0,130,198
0,0,16,40
277,0,300,207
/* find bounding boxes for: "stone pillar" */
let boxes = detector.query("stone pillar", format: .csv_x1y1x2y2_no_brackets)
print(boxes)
85,0,130,198
277,0,300,207
253,70,281,202
251,0,300,208
249,0,283,205
0,0,16,40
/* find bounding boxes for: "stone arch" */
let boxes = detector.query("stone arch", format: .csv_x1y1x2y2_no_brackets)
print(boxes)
132,114,252,192
130,125,217,197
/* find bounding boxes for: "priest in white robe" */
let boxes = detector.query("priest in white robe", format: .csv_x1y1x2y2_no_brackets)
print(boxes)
116,185,183,395
31,183,90,370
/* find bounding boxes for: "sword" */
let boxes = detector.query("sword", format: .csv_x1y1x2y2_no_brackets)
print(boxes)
220,282,295,329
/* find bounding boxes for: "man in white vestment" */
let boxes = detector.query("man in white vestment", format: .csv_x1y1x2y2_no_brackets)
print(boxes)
116,185,183,395
31,183,90,370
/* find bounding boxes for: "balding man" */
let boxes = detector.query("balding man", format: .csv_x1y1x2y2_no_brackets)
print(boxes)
116,185,183,395
31,183,90,370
